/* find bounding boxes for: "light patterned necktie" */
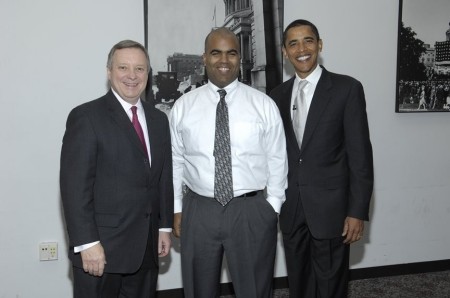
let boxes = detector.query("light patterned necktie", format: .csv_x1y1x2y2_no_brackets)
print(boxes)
293,80,308,147
131,106,149,158
214,89,233,206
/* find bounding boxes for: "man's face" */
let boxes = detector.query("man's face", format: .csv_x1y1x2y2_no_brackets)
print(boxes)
203,33,240,88
283,25,322,79
107,48,148,104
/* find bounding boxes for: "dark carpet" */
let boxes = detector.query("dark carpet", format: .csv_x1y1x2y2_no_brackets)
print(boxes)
221,270,450,298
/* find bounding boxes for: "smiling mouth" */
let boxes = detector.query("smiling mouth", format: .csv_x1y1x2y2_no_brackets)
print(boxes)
296,55,311,62
124,82,139,87
218,67,230,72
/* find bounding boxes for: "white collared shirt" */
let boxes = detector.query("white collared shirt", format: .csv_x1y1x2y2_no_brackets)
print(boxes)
169,79,288,214
290,65,323,119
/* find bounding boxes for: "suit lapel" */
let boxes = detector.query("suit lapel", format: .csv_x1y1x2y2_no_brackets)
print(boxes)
301,68,333,151
279,77,302,154
142,102,156,164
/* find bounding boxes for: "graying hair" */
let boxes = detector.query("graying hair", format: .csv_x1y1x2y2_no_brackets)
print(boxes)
106,40,150,72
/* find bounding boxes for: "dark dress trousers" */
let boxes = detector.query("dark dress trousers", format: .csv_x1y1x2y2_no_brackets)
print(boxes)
60,90,173,284
270,66,373,297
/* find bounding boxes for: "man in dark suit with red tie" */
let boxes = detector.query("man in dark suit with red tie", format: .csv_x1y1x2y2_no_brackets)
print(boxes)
60,40,173,298
270,20,374,297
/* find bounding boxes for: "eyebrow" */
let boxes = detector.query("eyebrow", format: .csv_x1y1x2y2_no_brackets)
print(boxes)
209,49,239,54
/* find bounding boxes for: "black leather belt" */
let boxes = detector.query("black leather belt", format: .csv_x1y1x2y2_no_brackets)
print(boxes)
236,190,260,198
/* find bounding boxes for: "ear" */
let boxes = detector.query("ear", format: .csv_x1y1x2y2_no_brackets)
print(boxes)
282,47,287,58
318,39,323,52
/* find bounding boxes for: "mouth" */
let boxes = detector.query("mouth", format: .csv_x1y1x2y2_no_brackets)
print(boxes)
218,66,230,73
296,55,311,62
124,82,139,87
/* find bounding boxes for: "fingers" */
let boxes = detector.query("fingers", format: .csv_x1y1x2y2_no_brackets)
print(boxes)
80,243,106,276
342,217,364,244
158,232,172,257
82,258,106,276
344,231,363,244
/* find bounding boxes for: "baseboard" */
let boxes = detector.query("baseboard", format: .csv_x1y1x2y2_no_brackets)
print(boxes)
156,259,450,298
349,259,450,280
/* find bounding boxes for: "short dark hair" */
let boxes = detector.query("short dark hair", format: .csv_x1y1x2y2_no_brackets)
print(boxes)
106,40,150,72
283,19,321,47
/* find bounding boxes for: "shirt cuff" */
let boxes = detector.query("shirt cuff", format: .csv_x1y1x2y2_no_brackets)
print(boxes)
174,197,183,213
159,228,172,232
74,241,100,253
266,196,283,214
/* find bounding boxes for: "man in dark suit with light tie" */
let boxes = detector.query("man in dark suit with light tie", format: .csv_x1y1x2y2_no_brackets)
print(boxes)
60,40,173,298
270,20,374,297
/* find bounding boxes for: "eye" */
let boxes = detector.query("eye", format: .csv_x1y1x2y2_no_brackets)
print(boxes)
118,65,127,71
136,67,146,73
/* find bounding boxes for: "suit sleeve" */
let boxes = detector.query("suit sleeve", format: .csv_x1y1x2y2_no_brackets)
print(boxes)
60,107,100,246
343,80,374,220
157,113,174,229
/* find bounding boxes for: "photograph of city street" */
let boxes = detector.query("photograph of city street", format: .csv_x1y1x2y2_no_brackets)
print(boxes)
396,0,450,112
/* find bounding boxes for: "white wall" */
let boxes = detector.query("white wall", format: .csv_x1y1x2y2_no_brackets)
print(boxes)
0,1,146,297
1,0,449,296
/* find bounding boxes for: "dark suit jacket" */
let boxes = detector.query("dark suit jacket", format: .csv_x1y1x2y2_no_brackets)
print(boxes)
270,66,373,239
60,90,173,273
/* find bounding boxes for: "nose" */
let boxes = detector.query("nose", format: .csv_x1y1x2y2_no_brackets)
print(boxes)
127,69,138,79
219,52,229,63
297,42,306,52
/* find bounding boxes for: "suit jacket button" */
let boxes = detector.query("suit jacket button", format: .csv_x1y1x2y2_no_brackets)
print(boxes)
144,213,150,219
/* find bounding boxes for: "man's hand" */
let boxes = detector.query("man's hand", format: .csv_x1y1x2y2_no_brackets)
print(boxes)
173,212,182,238
80,243,106,276
158,231,172,257
342,216,364,244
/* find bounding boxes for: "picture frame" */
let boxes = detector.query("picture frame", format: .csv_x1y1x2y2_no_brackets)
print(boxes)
143,0,284,116
395,0,450,113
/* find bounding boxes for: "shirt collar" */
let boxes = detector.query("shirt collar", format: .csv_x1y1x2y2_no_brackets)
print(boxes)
295,64,322,86
207,79,239,96
111,88,143,111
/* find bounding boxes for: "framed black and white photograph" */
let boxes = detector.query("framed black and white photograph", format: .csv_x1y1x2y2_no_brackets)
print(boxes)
396,0,450,113
143,0,284,116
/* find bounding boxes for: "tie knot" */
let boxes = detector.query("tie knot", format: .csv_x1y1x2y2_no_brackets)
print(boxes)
217,89,227,99
131,106,138,115
298,80,308,92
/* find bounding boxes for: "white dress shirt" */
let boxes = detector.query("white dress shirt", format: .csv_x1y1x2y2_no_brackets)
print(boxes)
290,65,323,119
169,79,288,214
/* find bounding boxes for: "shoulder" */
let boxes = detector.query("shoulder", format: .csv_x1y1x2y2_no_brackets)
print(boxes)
67,92,111,119
171,84,209,112
322,67,362,88
269,77,295,98
142,101,169,124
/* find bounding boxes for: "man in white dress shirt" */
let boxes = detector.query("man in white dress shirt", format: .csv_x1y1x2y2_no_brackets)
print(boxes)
169,27,288,298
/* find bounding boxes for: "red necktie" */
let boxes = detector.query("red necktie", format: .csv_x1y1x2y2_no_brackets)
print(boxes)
131,106,148,158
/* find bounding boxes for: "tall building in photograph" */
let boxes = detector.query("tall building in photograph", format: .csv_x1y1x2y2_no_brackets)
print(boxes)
434,22,450,76
222,0,283,93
